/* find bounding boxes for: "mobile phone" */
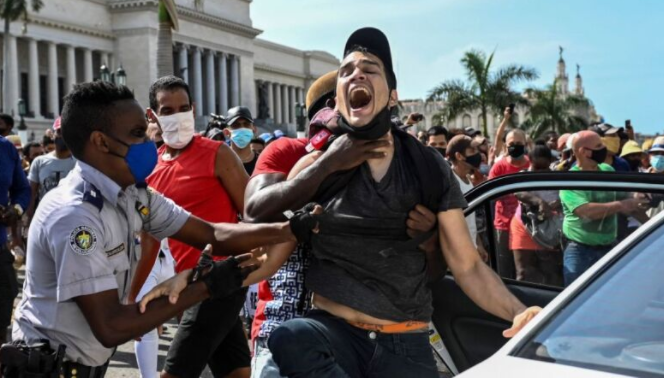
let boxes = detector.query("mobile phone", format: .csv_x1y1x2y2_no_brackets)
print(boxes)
508,104,516,114
306,129,334,152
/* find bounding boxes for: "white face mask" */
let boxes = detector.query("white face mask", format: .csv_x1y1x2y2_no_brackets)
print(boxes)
158,110,195,149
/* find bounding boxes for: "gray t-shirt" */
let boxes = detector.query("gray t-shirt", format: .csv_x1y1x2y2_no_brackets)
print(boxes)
28,152,76,199
307,137,467,322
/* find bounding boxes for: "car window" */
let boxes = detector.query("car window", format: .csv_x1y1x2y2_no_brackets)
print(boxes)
482,188,664,288
514,217,664,377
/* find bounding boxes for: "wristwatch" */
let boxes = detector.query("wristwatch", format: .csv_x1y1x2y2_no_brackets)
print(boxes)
13,204,23,217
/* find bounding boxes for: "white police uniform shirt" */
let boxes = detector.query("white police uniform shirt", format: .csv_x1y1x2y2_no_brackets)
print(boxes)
12,161,190,366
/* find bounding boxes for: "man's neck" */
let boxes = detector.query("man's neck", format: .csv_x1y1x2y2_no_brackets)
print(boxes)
452,163,471,183
54,150,71,159
366,132,394,183
232,144,254,163
163,141,193,160
578,160,599,171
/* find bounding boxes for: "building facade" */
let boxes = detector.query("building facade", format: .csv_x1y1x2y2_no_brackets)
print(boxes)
2,0,339,141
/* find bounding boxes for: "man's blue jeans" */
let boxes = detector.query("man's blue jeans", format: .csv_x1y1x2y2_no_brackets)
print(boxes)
268,310,438,378
563,241,612,286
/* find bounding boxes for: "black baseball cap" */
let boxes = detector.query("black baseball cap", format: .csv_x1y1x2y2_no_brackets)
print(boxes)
226,106,254,126
343,27,397,90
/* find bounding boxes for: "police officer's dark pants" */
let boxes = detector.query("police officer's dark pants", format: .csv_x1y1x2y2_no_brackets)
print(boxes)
0,246,18,342
268,310,438,378
164,288,249,378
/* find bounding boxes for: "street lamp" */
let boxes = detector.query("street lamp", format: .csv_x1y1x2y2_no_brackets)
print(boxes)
295,102,307,138
115,65,127,86
100,63,111,83
17,98,28,145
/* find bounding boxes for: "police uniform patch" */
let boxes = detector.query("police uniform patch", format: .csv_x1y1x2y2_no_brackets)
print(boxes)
69,226,98,256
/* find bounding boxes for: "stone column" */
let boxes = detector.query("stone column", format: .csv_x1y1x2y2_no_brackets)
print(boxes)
65,45,76,93
289,86,296,124
28,38,41,118
178,44,188,83
192,47,203,117
230,55,240,107
218,53,228,115
266,81,274,120
298,87,305,106
101,52,109,67
281,85,289,127
47,42,59,117
274,82,282,124
83,49,93,82
205,50,216,114
5,34,19,115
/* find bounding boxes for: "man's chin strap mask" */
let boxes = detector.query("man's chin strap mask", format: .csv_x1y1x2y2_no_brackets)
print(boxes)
337,95,393,140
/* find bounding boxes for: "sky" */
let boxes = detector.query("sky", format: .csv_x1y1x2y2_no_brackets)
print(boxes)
251,0,664,135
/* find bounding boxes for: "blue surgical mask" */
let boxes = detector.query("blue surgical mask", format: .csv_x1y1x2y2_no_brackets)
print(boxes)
651,155,664,172
107,134,158,184
230,128,253,149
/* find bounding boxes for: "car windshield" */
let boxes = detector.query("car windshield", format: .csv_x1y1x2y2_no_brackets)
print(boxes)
515,216,664,377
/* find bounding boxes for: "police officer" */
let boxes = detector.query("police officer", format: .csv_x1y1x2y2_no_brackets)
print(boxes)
9,81,305,378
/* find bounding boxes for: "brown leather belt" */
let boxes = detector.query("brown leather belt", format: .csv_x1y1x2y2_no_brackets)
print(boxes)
348,320,429,334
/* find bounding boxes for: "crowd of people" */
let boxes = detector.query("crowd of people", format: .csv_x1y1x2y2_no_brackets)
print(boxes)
0,26,662,378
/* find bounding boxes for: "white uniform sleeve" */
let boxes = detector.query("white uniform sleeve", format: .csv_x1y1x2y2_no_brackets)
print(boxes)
144,189,190,240
46,206,118,302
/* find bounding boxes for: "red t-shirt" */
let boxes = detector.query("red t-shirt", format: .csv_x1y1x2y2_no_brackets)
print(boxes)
488,157,530,231
250,137,308,341
146,135,238,272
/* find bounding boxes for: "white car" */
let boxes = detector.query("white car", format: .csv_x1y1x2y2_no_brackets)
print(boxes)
430,171,664,377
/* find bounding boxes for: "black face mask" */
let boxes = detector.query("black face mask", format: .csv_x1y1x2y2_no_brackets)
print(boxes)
464,153,482,169
337,106,392,140
627,158,641,171
508,144,526,159
589,146,608,165
54,137,69,152
435,148,447,157
155,140,165,149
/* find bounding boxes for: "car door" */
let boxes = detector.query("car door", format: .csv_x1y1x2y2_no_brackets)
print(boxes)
430,171,664,374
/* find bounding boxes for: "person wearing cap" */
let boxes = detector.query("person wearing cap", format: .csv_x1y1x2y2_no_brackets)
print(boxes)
426,126,448,155
647,136,664,174
242,69,439,378
268,27,540,378
592,123,630,172
143,76,253,378
226,106,259,175
25,117,76,228
620,140,645,172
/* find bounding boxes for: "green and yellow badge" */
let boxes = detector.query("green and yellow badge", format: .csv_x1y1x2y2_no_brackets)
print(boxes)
69,226,98,256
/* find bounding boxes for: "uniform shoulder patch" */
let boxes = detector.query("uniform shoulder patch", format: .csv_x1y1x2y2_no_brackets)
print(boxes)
69,226,98,256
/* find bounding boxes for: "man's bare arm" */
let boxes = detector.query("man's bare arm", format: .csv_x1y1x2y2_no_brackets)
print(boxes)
75,283,208,348
128,232,161,302
215,143,249,213
171,215,295,256
244,135,390,223
574,198,647,220
438,209,527,322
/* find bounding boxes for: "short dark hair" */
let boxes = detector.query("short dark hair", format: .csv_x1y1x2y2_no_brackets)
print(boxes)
427,126,448,139
149,76,192,111
447,134,473,162
42,135,54,146
250,138,265,146
22,142,41,157
529,141,552,162
0,114,14,128
61,81,135,159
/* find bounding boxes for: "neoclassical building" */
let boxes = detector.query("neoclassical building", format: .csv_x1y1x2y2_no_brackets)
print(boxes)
400,51,598,138
3,0,339,141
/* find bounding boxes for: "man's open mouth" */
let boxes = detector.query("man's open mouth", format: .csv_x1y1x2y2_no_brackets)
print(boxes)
349,87,373,110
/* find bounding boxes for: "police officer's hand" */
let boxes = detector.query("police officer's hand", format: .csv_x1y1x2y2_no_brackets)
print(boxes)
321,134,390,173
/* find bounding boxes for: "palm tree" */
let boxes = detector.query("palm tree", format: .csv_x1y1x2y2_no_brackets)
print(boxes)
1,0,44,113
520,81,590,139
427,49,538,136
156,0,179,78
